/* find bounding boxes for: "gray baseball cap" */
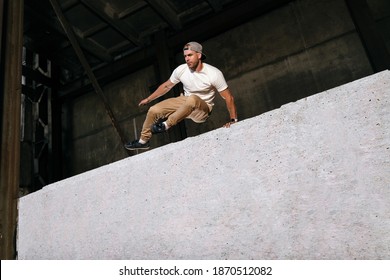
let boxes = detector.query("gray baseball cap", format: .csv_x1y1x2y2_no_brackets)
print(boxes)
183,41,207,60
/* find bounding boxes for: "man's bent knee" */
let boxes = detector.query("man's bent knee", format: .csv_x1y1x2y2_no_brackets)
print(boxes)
186,95,202,106
147,105,159,114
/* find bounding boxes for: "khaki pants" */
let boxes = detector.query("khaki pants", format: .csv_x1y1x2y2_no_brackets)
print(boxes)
140,95,210,141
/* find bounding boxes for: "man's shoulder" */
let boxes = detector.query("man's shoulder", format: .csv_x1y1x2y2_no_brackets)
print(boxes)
203,63,222,73
174,63,188,72
203,63,224,78
171,64,188,81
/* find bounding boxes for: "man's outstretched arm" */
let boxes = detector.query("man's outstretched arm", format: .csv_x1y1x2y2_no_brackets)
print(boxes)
220,88,238,128
138,79,176,106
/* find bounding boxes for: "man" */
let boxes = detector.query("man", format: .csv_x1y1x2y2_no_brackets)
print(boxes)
125,41,238,150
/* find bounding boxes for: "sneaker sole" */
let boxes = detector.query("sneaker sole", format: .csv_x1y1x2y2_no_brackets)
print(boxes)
124,146,150,151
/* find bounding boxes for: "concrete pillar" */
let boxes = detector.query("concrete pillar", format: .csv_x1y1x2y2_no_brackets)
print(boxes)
0,0,24,259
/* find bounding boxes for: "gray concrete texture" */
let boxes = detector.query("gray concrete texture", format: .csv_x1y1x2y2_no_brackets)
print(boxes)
18,71,390,259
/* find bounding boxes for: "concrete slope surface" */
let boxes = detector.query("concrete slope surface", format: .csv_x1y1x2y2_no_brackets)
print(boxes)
18,71,390,259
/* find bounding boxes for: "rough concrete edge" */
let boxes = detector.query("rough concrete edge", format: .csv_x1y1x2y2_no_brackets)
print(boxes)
18,70,390,201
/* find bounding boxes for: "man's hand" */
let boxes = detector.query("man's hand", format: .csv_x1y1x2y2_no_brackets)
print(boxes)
138,98,150,106
223,119,237,128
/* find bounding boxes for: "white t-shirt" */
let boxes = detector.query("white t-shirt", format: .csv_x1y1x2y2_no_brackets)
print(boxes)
169,63,228,109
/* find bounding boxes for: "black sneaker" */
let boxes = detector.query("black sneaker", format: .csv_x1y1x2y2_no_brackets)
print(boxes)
124,140,150,150
151,122,168,134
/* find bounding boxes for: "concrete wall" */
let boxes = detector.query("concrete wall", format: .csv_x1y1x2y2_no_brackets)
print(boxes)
18,71,390,259
62,0,377,177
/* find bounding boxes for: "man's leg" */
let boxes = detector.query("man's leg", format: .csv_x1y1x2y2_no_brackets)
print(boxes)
166,95,210,127
140,96,186,141
126,95,210,150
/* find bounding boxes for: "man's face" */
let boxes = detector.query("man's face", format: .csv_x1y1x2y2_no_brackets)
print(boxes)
183,49,201,70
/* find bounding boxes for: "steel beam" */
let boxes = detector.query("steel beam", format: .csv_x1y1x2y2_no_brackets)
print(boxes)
146,0,182,31
0,0,24,260
49,0,131,153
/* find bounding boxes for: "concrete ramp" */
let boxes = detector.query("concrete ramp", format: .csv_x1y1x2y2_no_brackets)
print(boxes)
18,71,390,259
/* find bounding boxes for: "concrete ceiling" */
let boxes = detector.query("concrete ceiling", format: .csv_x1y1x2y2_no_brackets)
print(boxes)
23,0,292,97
